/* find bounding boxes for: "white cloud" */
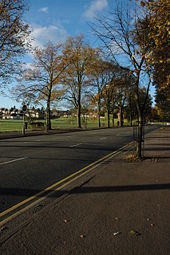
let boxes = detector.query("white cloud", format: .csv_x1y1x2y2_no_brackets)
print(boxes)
30,24,68,48
39,7,48,13
84,0,108,20
23,62,33,69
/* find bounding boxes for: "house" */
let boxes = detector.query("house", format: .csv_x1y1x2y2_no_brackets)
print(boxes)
25,108,45,119
0,106,46,120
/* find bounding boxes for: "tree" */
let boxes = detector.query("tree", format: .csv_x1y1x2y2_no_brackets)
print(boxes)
90,58,133,128
151,106,160,122
101,64,125,128
127,87,152,121
114,71,134,127
87,49,103,128
62,36,96,128
16,42,67,132
140,0,169,85
155,86,170,121
93,1,152,158
89,52,117,128
102,81,115,128
126,92,137,126
139,0,170,120
0,0,30,88
121,73,137,126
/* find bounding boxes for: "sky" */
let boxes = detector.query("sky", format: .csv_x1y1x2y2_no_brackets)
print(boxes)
0,0,155,108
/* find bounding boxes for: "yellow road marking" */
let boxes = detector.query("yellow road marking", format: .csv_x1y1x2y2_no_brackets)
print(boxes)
0,141,134,226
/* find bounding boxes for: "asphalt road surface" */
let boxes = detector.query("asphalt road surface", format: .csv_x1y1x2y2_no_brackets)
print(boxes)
0,126,158,214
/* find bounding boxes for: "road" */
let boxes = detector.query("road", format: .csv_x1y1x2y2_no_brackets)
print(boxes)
0,126,158,215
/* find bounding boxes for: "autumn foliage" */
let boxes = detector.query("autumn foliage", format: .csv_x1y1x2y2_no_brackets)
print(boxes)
0,0,30,82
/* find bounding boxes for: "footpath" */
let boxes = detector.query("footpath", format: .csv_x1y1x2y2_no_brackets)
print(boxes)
0,127,170,255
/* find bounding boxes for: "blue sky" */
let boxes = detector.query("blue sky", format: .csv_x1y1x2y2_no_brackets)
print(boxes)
1,0,111,108
25,0,111,48
0,0,155,108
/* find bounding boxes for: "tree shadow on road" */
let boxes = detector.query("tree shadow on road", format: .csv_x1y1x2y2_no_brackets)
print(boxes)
1,183,170,199
143,156,170,160
144,147,170,151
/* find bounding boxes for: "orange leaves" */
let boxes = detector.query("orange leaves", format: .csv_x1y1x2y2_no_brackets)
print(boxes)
19,42,68,106
129,70,134,75
51,89,66,101
137,0,169,92
62,36,98,81
0,0,30,81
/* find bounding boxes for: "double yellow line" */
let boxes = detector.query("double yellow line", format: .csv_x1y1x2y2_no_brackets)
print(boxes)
0,141,133,227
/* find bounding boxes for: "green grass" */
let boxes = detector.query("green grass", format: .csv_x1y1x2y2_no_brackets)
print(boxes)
51,117,107,129
0,117,130,132
0,120,24,132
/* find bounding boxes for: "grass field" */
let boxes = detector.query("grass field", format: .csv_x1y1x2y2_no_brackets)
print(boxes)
0,120,24,132
0,117,128,132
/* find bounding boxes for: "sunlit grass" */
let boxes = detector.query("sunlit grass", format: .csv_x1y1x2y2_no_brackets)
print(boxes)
0,117,130,132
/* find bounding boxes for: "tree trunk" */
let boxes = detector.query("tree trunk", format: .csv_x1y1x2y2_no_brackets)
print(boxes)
130,113,133,127
112,111,115,127
46,98,51,133
136,113,143,159
107,106,110,128
120,105,124,127
97,99,101,128
77,84,81,128
77,105,81,128
112,115,115,127
129,97,133,127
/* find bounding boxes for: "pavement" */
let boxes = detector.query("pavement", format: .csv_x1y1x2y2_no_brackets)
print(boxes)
0,126,170,255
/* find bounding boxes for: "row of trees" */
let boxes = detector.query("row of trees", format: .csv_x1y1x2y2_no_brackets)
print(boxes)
92,0,169,157
0,0,169,158
15,36,152,133
144,0,170,121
